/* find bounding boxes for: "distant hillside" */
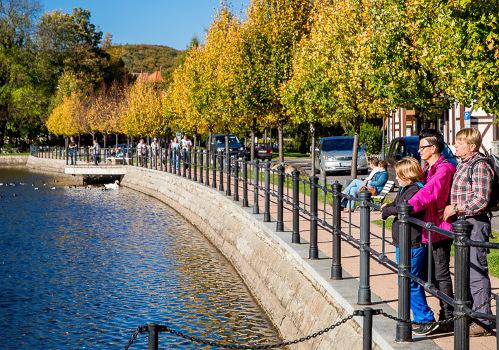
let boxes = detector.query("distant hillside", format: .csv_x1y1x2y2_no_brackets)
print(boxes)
106,44,183,77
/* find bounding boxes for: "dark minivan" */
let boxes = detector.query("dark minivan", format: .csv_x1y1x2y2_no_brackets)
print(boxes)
210,134,245,156
386,136,456,179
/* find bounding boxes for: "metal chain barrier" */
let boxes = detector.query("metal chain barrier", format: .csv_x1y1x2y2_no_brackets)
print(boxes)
124,326,148,350
125,313,355,349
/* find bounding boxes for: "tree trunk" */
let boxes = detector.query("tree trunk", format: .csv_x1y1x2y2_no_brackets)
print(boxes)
250,129,255,161
115,134,118,148
351,132,359,179
278,125,284,163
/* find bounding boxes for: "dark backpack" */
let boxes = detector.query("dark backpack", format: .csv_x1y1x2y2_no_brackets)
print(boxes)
467,154,499,212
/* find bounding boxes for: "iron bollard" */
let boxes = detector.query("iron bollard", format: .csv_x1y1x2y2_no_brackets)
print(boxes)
309,175,319,259
193,148,197,181
331,181,343,280
358,190,372,305
233,157,239,201
182,150,187,178
363,308,374,350
453,219,472,350
160,147,163,171
276,164,284,231
226,155,232,196
188,149,192,180
395,201,412,342
205,150,210,187
168,148,172,173
263,160,271,222
242,157,248,207
199,150,204,184
253,159,260,214
147,323,159,350
292,169,300,244
212,151,217,189
218,151,224,192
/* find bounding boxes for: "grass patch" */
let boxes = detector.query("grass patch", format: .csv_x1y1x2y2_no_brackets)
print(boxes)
0,152,29,156
373,219,499,277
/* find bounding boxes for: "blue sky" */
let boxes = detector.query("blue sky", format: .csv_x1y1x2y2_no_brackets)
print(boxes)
40,1,250,50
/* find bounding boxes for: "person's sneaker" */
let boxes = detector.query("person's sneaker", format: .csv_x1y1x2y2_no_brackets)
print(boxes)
469,322,493,337
431,322,453,334
412,323,439,336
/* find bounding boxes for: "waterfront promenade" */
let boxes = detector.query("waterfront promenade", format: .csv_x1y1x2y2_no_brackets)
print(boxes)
11,154,498,349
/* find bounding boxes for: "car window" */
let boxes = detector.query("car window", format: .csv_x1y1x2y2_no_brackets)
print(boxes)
321,138,354,152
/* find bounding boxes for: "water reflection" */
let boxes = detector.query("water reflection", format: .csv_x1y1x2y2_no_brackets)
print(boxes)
0,168,279,349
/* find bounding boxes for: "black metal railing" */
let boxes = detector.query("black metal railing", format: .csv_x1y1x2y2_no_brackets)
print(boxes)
31,147,499,350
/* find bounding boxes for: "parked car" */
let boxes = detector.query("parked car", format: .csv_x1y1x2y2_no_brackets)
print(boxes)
314,136,369,174
386,136,457,179
210,134,245,156
250,143,273,160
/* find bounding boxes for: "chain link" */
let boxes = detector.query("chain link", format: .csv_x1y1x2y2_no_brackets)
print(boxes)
124,326,147,350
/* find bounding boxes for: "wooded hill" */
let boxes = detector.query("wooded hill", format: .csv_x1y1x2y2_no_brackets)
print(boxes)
106,44,183,76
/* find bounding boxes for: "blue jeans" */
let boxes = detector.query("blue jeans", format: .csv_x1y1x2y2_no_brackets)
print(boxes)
396,246,435,323
341,179,364,209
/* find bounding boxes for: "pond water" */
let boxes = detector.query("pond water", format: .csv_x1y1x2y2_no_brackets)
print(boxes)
0,168,279,349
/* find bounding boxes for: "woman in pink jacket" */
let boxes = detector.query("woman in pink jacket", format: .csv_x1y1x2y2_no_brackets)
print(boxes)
408,129,456,334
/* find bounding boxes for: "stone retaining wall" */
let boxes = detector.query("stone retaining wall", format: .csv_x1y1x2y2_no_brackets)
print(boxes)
0,155,29,166
26,155,67,173
122,166,374,350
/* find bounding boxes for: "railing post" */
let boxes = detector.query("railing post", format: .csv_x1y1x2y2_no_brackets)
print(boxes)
363,308,373,350
219,151,224,192
66,146,69,165
309,175,319,259
212,150,217,189
188,149,192,180
263,160,271,222
242,157,248,207
292,169,300,243
159,147,163,171
395,200,412,342
453,219,472,350
205,150,210,187
226,155,232,196
182,149,186,177
147,323,159,350
233,157,239,201
276,164,284,231
168,148,172,173
358,190,372,305
199,150,204,184
193,148,197,181
253,159,260,214
496,294,499,350
331,181,343,280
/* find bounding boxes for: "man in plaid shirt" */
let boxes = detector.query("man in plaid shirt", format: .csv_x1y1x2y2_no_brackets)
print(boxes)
443,127,494,337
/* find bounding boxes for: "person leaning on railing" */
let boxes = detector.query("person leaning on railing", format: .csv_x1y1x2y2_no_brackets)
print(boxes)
442,127,494,337
407,129,456,334
381,157,437,336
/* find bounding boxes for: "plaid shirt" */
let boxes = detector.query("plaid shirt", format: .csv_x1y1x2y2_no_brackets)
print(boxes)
450,152,493,216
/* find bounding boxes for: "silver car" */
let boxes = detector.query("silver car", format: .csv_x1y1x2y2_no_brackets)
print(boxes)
315,136,369,174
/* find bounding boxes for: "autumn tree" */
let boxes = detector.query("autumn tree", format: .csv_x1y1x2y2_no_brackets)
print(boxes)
239,0,315,163
122,80,166,138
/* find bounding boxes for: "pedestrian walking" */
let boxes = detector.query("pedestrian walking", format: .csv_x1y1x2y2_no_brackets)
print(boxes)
68,137,77,165
137,139,147,167
91,139,101,165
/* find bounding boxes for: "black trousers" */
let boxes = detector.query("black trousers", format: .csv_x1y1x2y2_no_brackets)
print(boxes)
431,238,454,320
